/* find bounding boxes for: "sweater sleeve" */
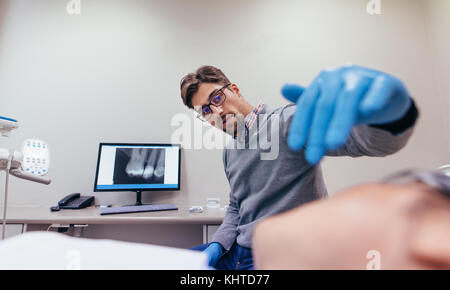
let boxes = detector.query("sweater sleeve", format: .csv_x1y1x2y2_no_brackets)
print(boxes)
328,100,418,157
279,99,418,158
210,149,239,251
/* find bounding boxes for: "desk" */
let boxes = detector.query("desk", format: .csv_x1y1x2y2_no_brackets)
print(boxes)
1,206,224,244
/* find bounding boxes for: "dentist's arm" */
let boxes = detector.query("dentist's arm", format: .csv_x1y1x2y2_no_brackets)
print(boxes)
206,150,240,267
204,194,239,267
281,64,418,163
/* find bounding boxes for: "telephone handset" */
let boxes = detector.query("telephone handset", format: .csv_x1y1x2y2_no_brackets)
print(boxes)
50,193,94,211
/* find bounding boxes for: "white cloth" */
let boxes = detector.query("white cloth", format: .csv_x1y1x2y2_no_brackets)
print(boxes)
0,232,208,270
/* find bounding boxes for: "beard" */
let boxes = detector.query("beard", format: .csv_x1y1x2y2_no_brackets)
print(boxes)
209,113,244,137
222,114,246,139
222,115,237,136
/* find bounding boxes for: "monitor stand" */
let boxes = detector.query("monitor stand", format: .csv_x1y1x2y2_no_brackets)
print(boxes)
123,190,148,207
133,190,145,206
121,190,177,210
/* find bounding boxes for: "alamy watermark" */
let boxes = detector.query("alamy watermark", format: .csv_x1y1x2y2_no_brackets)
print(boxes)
67,0,81,15
170,111,280,160
366,250,381,270
367,0,382,15
66,249,81,270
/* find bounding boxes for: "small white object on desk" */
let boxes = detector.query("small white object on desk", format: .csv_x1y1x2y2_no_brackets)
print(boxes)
206,198,220,209
189,206,204,213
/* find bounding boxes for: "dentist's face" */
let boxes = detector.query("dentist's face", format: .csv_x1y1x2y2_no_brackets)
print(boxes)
191,83,245,136
253,182,450,270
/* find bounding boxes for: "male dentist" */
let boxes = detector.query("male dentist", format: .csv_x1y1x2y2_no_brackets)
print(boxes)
180,65,418,270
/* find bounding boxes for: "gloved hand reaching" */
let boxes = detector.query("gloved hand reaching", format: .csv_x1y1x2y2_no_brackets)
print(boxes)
203,242,223,267
281,64,412,165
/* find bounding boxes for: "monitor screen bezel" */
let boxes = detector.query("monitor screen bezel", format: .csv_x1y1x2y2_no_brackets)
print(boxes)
93,143,181,192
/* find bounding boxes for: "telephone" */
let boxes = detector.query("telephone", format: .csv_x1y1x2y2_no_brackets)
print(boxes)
50,193,95,211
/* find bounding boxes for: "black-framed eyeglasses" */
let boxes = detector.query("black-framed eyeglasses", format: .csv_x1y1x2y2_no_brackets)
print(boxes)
195,84,231,122
382,169,450,198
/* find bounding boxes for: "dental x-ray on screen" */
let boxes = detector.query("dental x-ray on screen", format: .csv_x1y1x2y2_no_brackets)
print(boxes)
94,143,180,191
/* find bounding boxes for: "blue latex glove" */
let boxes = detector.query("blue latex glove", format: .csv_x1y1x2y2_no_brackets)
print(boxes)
281,64,412,165
203,242,223,267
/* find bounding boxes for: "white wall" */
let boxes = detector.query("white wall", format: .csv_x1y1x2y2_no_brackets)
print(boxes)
421,0,450,158
0,0,449,246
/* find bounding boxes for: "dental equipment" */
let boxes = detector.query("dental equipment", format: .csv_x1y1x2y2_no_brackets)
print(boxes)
1,116,51,240
0,117,19,137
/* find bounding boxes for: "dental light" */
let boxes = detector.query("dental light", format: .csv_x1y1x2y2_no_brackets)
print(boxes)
0,117,19,137
1,116,51,240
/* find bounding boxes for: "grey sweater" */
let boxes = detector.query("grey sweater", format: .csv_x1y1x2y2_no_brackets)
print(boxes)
211,103,416,250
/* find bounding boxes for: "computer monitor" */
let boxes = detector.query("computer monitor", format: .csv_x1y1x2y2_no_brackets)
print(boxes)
94,143,181,206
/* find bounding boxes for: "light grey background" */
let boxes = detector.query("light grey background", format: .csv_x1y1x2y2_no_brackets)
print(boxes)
0,0,449,248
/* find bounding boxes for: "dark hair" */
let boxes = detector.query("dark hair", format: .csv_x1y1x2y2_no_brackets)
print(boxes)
180,66,231,109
